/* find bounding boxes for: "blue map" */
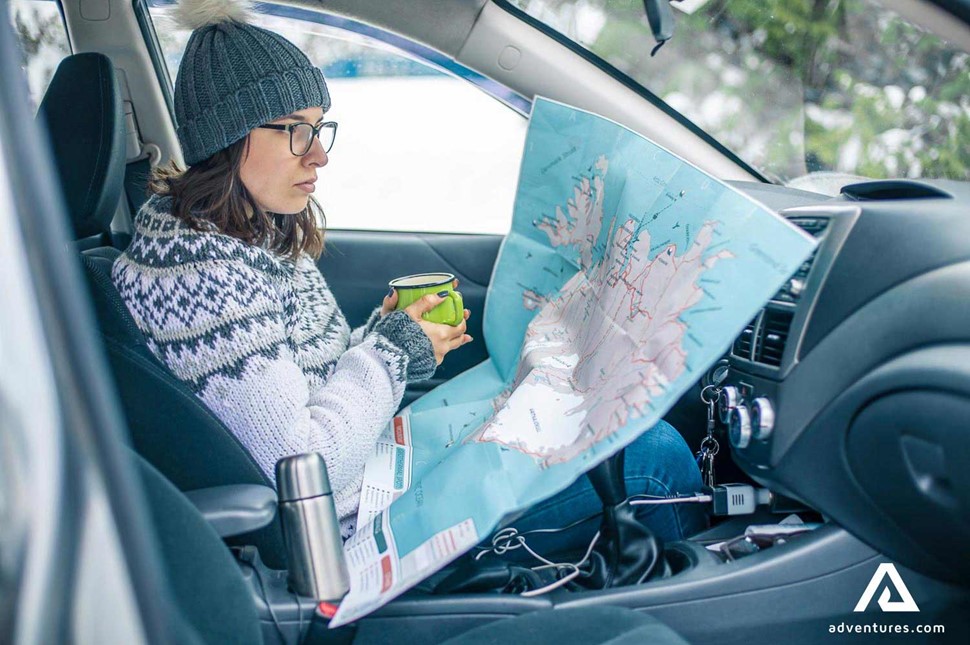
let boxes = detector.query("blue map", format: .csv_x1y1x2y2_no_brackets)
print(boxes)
332,98,816,626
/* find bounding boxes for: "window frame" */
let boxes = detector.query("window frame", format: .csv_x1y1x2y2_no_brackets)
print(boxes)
133,0,177,119
142,0,532,123
0,7,177,640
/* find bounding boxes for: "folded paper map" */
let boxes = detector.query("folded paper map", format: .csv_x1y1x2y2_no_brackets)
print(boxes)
331,98,816,626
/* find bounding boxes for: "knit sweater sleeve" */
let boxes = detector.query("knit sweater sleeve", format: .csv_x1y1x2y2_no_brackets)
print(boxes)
114,256,408,518
349,308,437,383
202,330,407,503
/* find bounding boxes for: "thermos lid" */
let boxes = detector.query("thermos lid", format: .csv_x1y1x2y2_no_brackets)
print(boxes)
276,453,332,502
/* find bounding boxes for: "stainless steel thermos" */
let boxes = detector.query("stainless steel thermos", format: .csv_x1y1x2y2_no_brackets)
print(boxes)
276,453,350,601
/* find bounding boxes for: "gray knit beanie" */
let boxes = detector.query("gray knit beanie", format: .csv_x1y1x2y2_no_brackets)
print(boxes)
172,0,331,165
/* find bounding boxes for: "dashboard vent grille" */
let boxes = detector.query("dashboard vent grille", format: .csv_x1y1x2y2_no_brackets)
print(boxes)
733,318,758,360
754,308,794,367
732,307,795,367
787,216,829,237
732,216,826,366
772,216,828,303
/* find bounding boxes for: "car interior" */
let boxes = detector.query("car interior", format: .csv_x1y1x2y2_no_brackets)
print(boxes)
5,0,970,643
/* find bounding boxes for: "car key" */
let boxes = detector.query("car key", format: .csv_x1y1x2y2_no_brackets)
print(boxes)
696,386,720,488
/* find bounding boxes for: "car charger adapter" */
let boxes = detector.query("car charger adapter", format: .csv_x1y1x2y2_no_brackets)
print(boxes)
710,483,772,516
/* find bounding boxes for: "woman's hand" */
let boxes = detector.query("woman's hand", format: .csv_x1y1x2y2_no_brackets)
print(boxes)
381,288,399,317
403,293,472,365
381,278,460,318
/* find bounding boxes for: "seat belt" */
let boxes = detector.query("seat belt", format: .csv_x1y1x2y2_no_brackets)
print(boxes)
118,98,159,246
124,156,153,215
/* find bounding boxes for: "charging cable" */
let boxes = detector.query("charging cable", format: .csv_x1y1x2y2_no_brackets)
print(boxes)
629,492,712,506
479,483,773,596
521,531,600,597
234,546,288,644
475,514,602,597
630,484,773,516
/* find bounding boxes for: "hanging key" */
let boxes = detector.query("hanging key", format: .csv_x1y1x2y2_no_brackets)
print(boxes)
706,395,716,437
697,385,721,488
699,436,719,488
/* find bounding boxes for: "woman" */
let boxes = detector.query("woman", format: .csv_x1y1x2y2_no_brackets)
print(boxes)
114,0,705,546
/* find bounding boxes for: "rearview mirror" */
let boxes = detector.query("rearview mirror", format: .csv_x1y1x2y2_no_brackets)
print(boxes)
642,0,676,54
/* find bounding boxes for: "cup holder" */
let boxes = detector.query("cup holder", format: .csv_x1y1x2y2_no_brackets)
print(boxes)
661,542,702,579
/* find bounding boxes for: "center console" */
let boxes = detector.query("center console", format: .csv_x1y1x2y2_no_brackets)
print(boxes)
241,516,966,645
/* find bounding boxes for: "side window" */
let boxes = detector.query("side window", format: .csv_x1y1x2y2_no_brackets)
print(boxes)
147,2,528,235
7,0,71,111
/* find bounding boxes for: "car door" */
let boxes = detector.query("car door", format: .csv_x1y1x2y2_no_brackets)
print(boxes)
1,6,176,640
147,0,530,404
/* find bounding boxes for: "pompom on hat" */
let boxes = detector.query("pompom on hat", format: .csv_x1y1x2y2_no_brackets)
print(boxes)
171,0,330,165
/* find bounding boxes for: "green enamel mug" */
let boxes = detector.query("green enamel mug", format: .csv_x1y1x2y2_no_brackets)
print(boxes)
389,272,464,326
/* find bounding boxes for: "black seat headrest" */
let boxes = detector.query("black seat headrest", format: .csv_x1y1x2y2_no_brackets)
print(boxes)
38,53,126,240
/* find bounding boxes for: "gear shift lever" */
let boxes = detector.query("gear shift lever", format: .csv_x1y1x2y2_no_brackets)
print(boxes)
576,449,667,588
587,447,629,506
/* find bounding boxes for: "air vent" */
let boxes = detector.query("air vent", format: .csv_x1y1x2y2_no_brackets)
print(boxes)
787,216,829,238
755,308,794,367
733,318,757,360
731,307,795,367
772,216,828,303
734,215,819,365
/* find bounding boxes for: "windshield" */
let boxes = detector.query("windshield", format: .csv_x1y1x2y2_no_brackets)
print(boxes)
506,0,969,191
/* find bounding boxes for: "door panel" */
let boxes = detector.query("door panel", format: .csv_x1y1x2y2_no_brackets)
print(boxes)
319,230,502,405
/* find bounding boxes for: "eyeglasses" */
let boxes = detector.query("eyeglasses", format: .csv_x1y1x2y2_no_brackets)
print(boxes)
257,120,338,156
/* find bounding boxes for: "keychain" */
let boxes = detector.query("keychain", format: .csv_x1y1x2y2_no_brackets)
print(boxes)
696,385,721,489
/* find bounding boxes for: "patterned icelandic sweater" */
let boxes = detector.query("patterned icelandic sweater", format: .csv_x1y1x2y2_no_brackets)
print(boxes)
112,194,436,537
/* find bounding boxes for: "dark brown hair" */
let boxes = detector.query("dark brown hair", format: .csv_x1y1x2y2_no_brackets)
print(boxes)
149,137,325,259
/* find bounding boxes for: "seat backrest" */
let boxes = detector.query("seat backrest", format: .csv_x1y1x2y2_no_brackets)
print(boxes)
80,246,289,567
80,248,272,490
39,53,288,566
37,52,126,249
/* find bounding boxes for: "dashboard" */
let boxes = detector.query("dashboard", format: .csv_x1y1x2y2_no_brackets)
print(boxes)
720,178,970,586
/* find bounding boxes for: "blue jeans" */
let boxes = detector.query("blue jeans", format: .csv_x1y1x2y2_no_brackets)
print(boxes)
490,420,708,558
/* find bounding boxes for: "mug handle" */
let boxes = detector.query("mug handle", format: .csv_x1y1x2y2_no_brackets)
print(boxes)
443,290,463,326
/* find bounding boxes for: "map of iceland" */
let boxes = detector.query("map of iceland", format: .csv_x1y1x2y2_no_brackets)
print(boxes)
333,98,817,627
472,155,733,465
